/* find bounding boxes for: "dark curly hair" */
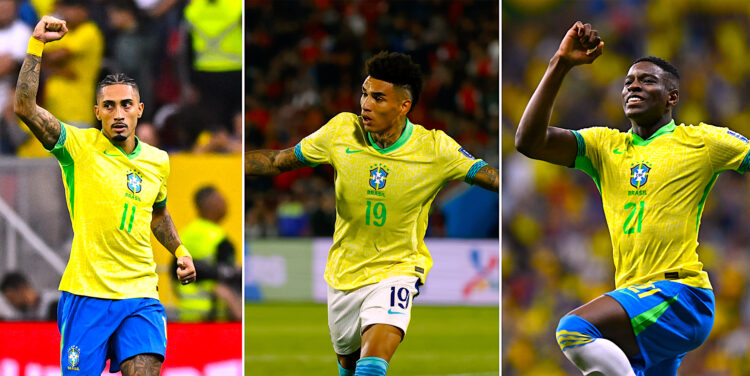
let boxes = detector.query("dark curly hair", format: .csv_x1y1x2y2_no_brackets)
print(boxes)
96,73,140,101
633,56,679,90
365,51,423,113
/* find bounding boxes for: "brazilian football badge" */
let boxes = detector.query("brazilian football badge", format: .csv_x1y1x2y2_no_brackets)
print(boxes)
67,345,80,369
629,161,652,189
126,170,143,194
369,163,390,190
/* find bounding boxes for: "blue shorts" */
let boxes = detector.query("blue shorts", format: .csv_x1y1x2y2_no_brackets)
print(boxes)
606,280,714,376
57,292,167,374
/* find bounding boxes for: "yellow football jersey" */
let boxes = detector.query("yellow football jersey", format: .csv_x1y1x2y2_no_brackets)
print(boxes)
296,112,487,290
50,122,169,299
572,120,750,290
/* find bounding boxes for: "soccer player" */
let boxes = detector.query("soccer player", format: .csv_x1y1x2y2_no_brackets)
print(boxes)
515,21,745,375
14,16,197,376
246,51,499,376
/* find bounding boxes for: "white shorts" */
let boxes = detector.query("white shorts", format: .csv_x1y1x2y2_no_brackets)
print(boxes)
327,276,420,355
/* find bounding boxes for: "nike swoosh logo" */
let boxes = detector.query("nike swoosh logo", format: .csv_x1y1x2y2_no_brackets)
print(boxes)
346,148,362,154
613,149,623,154
387,309,406,315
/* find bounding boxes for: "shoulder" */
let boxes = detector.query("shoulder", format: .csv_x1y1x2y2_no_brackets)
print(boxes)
327,112,360,127
139,141,170,165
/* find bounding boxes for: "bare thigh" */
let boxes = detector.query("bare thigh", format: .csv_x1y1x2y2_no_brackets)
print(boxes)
568,294,640,357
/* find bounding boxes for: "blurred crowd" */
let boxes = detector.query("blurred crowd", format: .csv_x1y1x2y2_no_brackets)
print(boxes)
503,0,750,375
245,0,499,239
0,0,242,156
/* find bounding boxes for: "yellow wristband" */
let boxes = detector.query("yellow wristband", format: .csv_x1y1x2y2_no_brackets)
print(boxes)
27,38,44,57
175,245,191,258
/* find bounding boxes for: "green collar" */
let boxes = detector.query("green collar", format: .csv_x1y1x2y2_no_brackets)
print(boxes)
367,118,414,154
630,119,675,146
104,132,142,160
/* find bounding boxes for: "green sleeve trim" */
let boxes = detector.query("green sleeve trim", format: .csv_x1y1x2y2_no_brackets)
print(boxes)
571,129,586,158
573,155,602,193
48,121,74,166
154,197,167,208
294,143,318,167
464,160,488,185
738,149,750,174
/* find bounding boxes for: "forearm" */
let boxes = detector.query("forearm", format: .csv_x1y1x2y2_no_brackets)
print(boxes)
14,53,60,149
151,208,182,253
515,55,572,155
245,148,305,175
473,164,499,192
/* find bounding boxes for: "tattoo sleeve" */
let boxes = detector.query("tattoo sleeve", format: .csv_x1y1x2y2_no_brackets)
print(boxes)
14,54,61,150
151,206,182,254
245,148,306,175
473,165,499,192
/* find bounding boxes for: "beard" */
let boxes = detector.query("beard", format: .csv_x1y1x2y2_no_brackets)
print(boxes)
111,134,127,142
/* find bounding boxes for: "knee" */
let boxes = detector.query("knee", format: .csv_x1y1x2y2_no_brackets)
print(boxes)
556,314,602,353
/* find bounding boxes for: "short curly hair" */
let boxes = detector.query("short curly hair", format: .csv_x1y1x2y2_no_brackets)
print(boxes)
96,73,140,101
365,51,423,113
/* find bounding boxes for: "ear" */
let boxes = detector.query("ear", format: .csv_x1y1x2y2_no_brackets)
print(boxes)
400,99,412,117
94,105,101,120
667,89,679,108
137,102,144,118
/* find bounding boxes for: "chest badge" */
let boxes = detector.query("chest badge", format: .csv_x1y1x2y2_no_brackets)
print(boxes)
629,162,652,189
369,163,390,190
127,171,143,194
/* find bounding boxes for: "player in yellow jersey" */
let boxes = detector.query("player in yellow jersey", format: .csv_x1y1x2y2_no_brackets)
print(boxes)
246,52,499,376
14,16,196,376
515,22,747,376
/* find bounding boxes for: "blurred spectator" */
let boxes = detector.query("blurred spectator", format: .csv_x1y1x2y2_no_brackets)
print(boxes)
175,186,241,322
0,0,31,117
180,0,242,132
104,0,156,119
0,271,58,321
41,0,103,127
503,2,750,375
245,0,499,239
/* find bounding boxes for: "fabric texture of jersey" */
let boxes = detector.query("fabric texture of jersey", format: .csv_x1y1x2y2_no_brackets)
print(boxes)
58,291,167,374
571,120,750,290
50,122,170,300
606,280,714,375
295,112,486,290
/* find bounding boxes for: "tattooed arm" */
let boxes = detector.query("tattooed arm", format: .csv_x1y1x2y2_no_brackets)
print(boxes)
13,16,68,150
472,165,499,192
151,205,196,284
245,147,307,175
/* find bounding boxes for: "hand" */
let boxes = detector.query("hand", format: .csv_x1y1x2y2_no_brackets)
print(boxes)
32,15,68,43
176,256,197,285
555,21,604,67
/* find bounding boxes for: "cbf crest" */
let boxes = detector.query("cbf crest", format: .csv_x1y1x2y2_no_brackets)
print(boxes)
369,163,390,190
630,162,652,189
127,170,143,194
68,345,80,368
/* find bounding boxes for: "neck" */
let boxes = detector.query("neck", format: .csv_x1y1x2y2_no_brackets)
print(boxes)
630,113,672,140
370,117,407,149
114,136,137,155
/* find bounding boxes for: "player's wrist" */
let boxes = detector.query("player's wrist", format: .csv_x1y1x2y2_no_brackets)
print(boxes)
175,244,191,258
27,37,45,57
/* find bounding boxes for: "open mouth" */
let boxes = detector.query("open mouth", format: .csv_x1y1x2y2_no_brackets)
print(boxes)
626,95,644,105
362,114,373,125
112,123,127,132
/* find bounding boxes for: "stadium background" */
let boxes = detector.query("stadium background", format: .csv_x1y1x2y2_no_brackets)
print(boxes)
0,1,241,375
503,0,750,375
245,0,499,375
